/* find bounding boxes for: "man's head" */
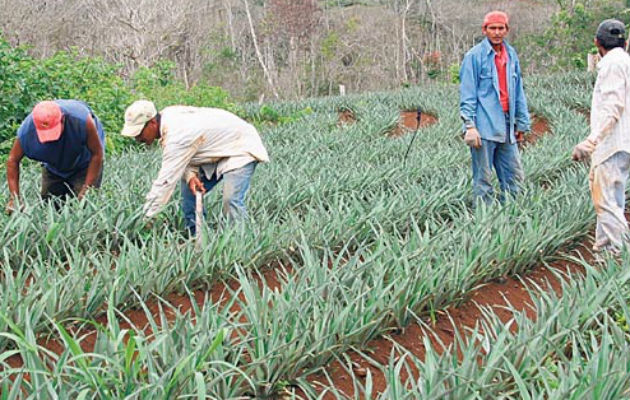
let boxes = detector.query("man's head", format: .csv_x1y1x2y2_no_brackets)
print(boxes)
121,100,160,145
595,19,626,54
482,11,509,47
33,101,64,143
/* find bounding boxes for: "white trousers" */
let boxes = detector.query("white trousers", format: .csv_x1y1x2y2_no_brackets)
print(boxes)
590,151,630,251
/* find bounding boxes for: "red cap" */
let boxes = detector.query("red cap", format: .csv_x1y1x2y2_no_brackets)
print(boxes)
483,11,509,29
33,101,63,143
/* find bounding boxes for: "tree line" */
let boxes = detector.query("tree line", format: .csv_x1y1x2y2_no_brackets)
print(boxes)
0,0,626,101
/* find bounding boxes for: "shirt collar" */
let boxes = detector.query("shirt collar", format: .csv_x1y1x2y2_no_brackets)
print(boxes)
483,38,493,55
598,47,624,70
484,38,510,56
603,47,625,59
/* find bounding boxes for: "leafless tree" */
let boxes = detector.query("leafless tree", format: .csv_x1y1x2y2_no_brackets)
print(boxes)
266,0,321,97
243,0,279,98
0,0,567,99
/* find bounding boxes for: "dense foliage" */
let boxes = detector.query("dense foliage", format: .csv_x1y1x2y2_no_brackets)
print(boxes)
0,38,260,163
515,0,629,71
0,37,133,156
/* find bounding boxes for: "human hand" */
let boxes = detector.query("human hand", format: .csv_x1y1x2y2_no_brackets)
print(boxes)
572,139,596,161
188,176,206,194
142,217,154,231
5,197,15,215
464,128,482,148
516,131,525,143
5,197,22,215
77,186,88,200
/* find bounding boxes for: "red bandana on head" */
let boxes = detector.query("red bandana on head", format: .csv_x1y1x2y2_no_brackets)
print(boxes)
483,11,509,29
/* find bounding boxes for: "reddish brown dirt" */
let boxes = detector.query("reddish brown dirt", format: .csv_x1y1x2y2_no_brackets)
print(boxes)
388,111,438,137
521,114,550,147
299,240,595,399
5,262,293,370
338,110,356,125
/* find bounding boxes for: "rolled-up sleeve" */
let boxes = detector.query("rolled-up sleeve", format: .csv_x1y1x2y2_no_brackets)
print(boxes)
143,140,201,219
459,53,478,126
588,63,626,143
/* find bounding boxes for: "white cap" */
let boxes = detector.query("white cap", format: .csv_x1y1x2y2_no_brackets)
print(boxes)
121,100,157,137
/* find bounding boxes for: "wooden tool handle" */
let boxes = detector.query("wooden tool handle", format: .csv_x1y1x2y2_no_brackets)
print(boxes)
195,191,203,248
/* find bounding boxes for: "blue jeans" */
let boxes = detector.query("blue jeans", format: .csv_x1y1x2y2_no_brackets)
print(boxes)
590,151,630,252
181,161,257,233
470,119,524,204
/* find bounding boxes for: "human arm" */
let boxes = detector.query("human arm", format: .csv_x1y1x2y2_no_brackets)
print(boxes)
78,115,104,199
5,139,24,214
459,52,478,129
573,63,626,161
459,53,483,148
143,140,201,219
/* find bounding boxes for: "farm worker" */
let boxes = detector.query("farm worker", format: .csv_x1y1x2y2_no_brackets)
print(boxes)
5,100,105,214
120,101,269,234
459,11,531,204
572,19,630,254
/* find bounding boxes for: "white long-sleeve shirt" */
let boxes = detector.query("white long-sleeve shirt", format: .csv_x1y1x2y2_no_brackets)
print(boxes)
588,48,630,166
143,106,269,218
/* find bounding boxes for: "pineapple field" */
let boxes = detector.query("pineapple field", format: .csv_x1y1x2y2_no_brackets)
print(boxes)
1,71,630,399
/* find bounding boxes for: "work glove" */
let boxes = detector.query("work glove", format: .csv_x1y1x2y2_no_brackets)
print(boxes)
572,139,596,162
464,128,482,149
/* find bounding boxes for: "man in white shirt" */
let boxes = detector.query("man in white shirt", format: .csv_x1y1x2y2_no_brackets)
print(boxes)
573,19,630,253
121,100,269,234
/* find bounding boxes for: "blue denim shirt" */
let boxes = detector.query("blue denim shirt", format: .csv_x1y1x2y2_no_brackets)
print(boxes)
459,38,531,144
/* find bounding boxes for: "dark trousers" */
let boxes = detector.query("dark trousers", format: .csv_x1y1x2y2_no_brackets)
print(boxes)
41,167,102,203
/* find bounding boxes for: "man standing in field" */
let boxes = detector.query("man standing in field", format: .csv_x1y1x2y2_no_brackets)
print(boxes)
120,101,269,234
5,100,105,213
459,11,531,204
572,19,630,254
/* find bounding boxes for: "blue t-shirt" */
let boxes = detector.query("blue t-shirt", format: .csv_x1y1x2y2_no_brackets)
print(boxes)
17,100,105,178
